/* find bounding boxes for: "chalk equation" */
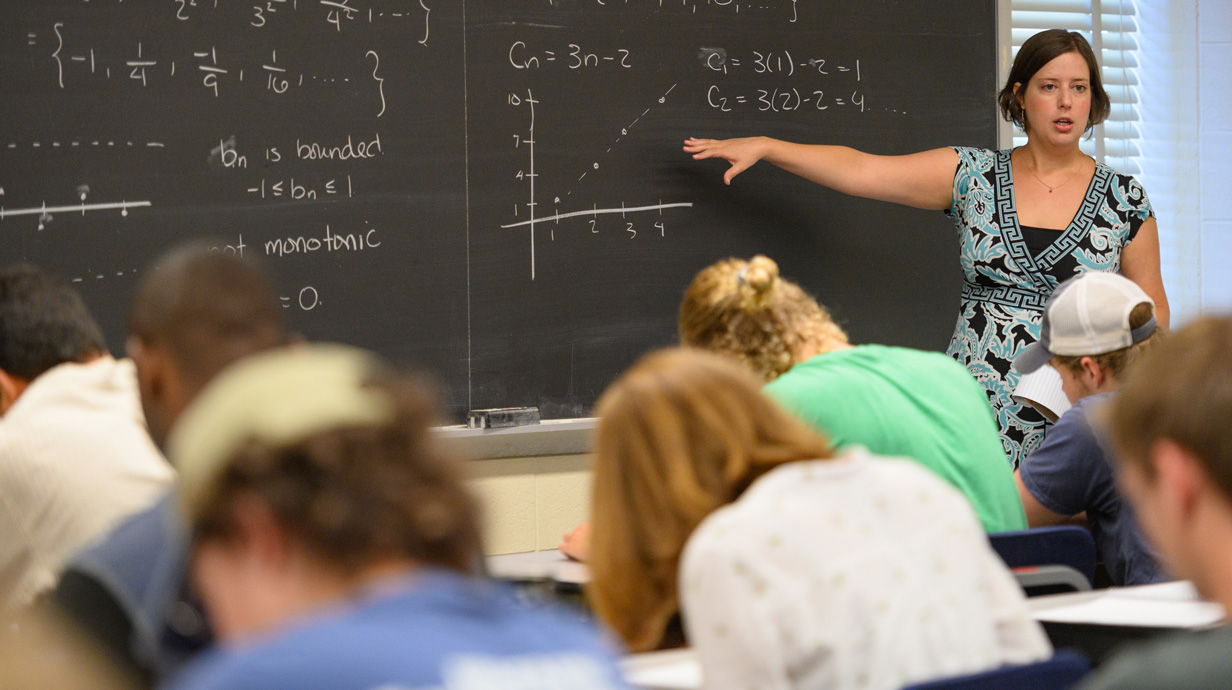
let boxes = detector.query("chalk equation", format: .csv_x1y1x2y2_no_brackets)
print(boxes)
46,26,390,116
167,0,430,42
508,41,633,71
545,0,801,23
707,85,868,113
700,49,860,78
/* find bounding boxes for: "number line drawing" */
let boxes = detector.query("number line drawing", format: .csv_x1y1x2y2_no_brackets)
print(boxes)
529,90,537,279
0,200,151,219
500,202,693,229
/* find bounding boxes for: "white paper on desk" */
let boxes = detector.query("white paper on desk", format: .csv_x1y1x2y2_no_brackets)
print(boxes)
1108,581,1202,602
621,649,702,690
1013,367,1071,422
484,550,591,584
1032,592,1225,628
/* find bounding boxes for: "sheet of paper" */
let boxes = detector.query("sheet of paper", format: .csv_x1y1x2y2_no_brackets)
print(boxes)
1107,581,1202,602
1031,582,1225,628
621,649,703,690
1013,366,1071,422
485,549,591,584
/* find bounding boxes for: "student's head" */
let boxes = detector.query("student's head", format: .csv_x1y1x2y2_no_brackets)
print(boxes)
128,245,286,448
678,255,848,382
0,265,107,413
587,347,832,652
169,345,481,640
1014,273,1160,404
1103,316,1232,597
999,29,1110,138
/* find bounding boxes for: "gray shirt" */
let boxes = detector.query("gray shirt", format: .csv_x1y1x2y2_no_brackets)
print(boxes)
1079,625,1232,690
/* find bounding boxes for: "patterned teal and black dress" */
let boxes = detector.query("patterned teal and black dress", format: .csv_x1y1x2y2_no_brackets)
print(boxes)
946,147,1153,469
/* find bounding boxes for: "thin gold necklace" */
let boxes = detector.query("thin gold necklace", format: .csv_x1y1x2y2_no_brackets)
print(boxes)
1019,153,1083,194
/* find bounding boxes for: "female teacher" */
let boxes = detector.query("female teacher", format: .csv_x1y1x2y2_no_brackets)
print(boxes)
684,29,1169,468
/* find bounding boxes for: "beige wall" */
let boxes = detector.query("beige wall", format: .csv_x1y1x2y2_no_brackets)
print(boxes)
464,454,594,555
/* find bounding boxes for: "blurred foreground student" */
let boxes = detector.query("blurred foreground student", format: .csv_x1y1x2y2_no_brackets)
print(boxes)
165,345,626,690
1014,273,1167,586
1078,316,1232,690
47,246,289,685
0,265,172,612
679,255,1025,532
586,348,1049,690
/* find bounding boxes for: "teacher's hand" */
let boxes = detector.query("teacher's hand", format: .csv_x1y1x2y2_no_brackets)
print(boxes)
684,136,768,185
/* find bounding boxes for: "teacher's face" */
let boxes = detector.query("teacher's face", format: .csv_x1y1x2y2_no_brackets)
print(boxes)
1015,50,1093,148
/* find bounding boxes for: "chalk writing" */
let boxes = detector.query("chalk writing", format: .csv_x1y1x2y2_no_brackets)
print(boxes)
38,31,384,108
296,134,383,161
246,176,354,201
263,224,380,257
707,86,868,113
509,41,632,71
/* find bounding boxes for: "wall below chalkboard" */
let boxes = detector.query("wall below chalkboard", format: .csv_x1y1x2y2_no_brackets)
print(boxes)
0,1,996,420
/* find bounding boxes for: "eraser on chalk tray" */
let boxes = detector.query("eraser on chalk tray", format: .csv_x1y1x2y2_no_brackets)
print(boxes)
466,407,541,430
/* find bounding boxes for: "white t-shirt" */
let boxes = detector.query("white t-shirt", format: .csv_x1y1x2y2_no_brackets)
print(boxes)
0,358,174,611
679,448,1050,690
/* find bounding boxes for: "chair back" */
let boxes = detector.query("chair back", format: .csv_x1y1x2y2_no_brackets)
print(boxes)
899,650,1090,690
989,526,1097,592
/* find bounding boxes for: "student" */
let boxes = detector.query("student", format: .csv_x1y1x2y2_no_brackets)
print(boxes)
678,255,1026,532
1076,316,1232,690
45,246,289,686
165,345,627,690
1013,272,1167,586
0,265,173,612
586,348,1050,690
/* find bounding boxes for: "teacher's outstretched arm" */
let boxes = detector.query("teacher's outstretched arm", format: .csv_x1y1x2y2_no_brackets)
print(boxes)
683,136,959,211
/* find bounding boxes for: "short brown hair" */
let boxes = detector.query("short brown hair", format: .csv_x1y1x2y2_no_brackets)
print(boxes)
998,29,1110,134
129,245,286,389
192,373,482,575
1052,303,1162,380
586,348,832,652
678,255,847,381
1105,316,1232,500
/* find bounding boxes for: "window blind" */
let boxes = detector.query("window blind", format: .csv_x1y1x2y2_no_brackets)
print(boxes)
1010,1,1142,176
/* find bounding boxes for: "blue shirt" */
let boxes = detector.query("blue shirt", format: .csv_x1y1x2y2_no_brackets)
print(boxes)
54,492,208,683
1018,393,1168,586
166,569,627,690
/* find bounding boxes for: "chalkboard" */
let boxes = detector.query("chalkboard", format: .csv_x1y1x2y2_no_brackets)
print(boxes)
0,1,996,421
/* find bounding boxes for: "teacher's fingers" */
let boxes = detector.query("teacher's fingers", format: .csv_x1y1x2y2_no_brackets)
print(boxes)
683,142,717,156
724,161,751,185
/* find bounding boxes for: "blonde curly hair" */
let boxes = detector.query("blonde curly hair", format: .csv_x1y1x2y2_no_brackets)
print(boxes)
678,256,848,381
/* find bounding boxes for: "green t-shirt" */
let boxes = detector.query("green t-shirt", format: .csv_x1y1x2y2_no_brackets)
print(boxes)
763,345,1026,532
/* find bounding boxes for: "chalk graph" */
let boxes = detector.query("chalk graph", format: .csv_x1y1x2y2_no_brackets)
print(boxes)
500,83,692,280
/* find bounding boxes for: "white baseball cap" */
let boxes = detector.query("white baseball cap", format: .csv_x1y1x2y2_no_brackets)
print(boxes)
1014,272,1157,375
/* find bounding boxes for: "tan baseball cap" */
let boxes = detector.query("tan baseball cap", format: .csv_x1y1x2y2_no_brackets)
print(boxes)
168,343,393,518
